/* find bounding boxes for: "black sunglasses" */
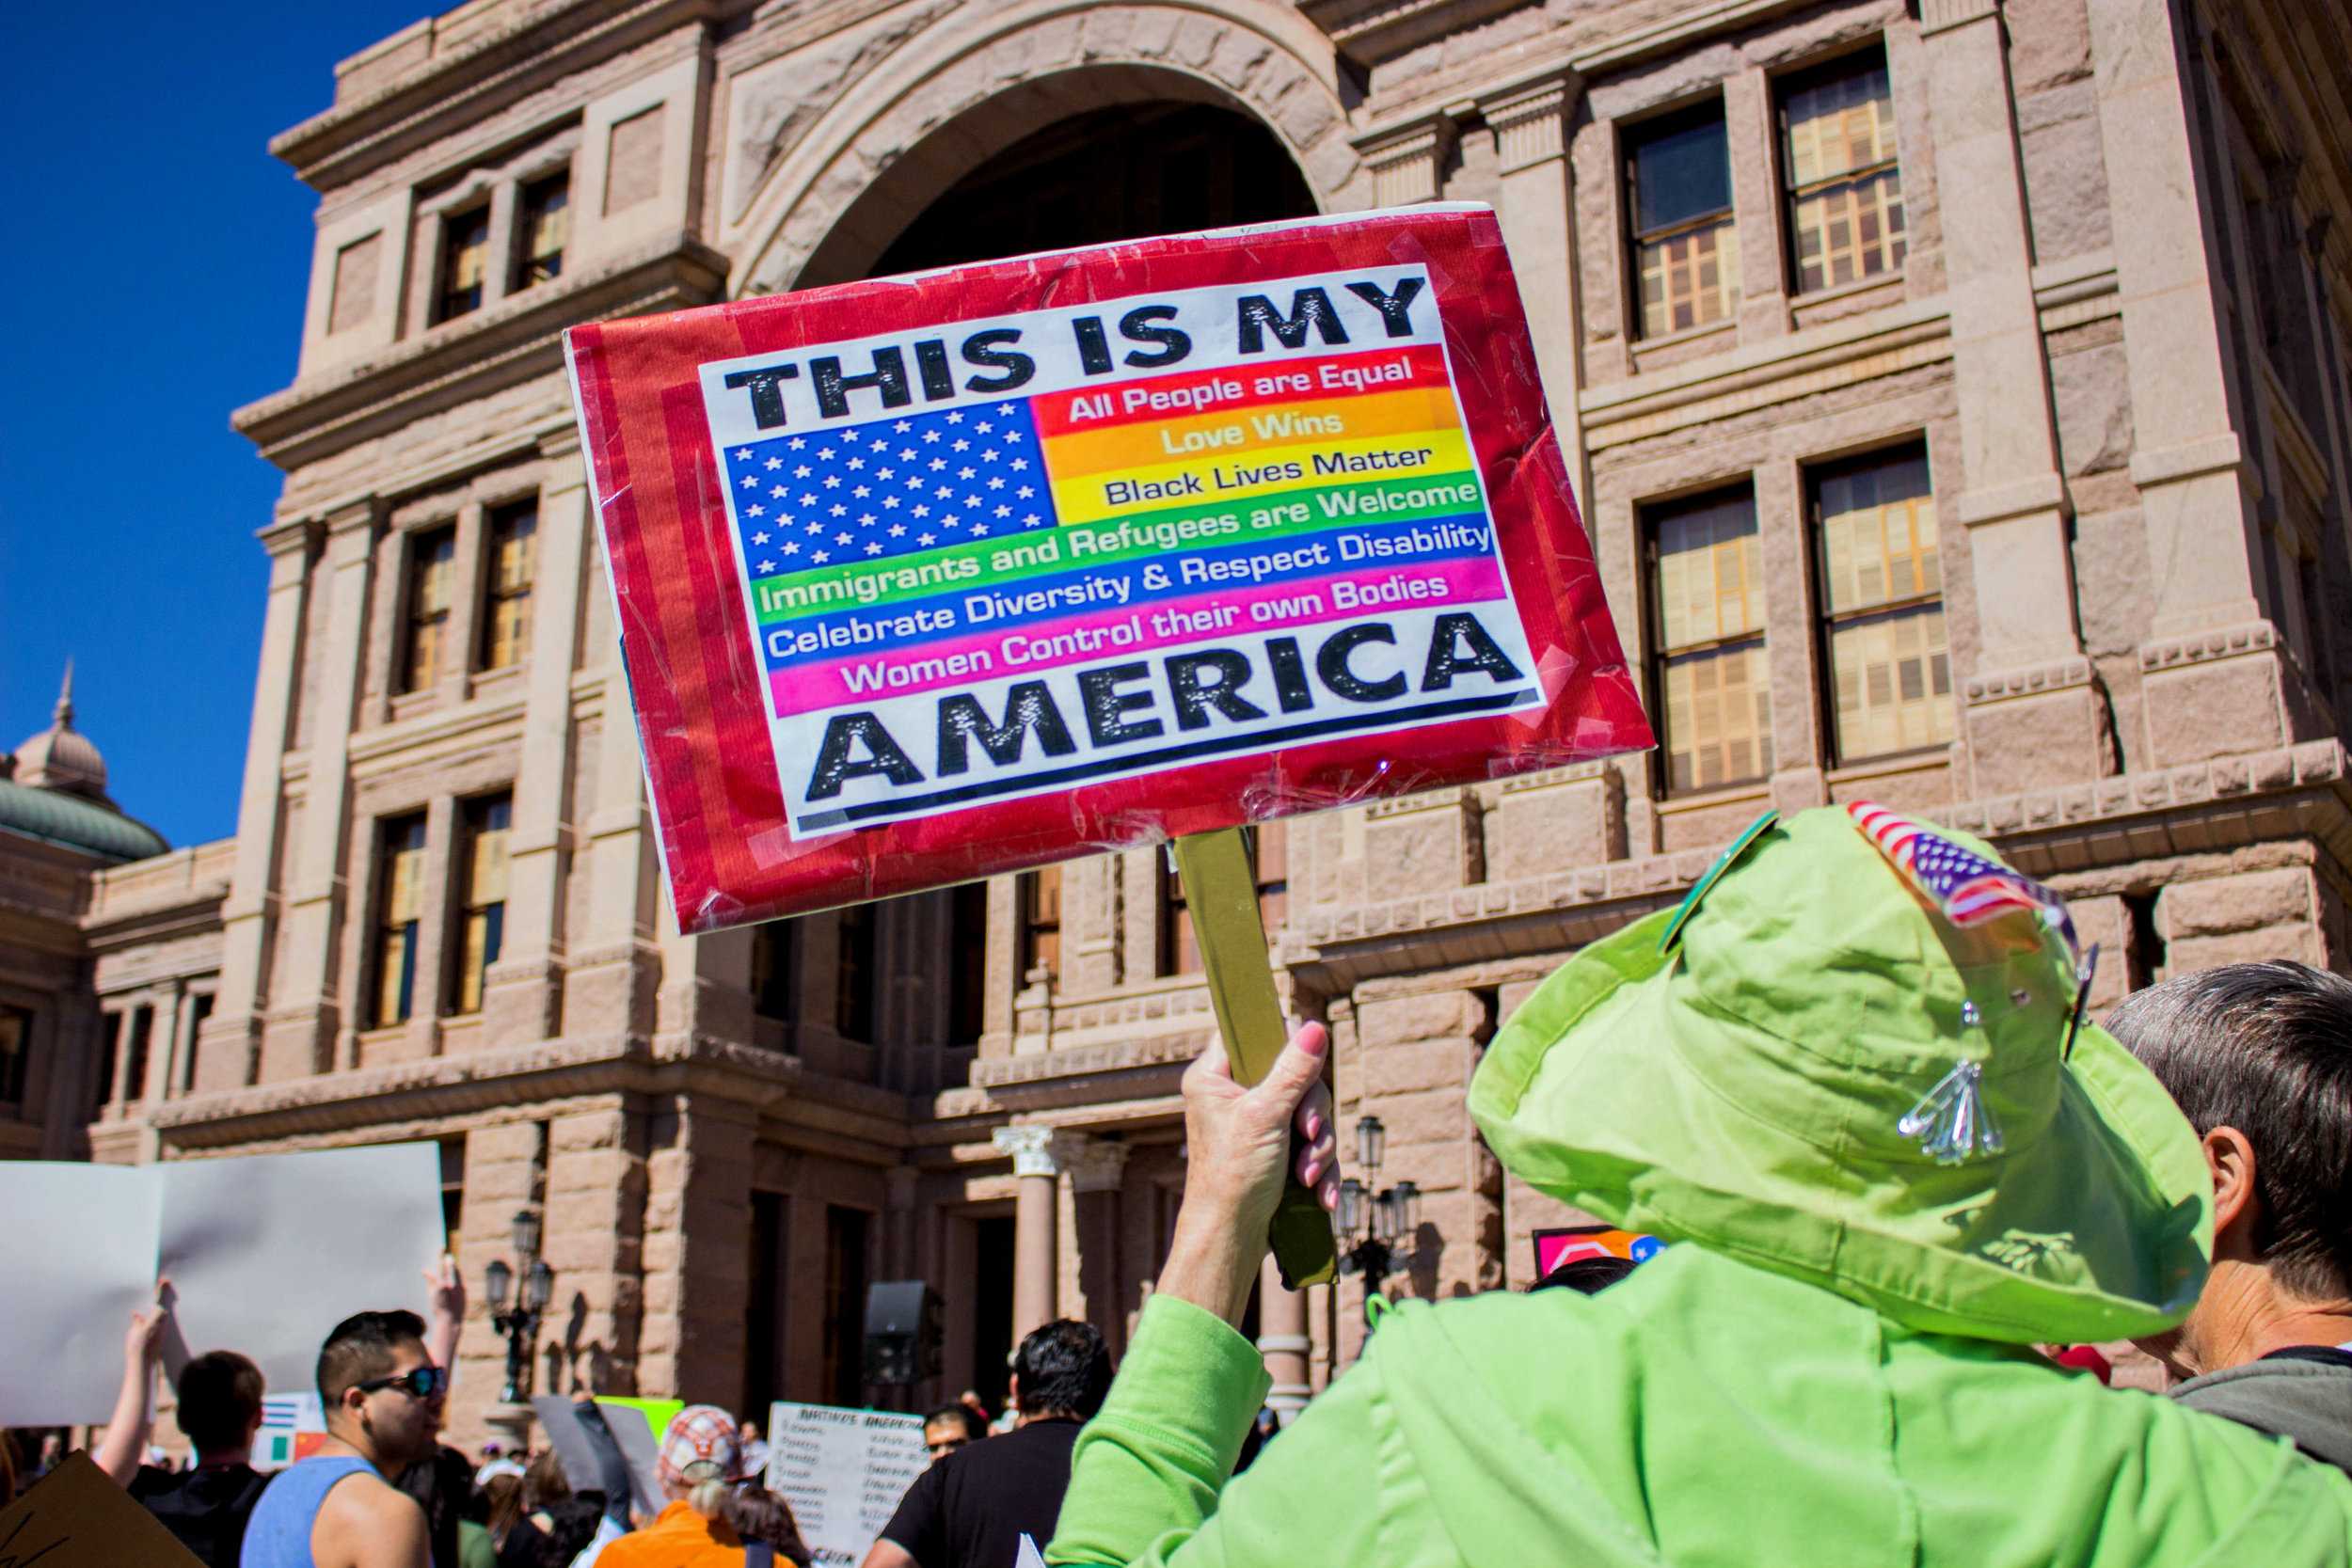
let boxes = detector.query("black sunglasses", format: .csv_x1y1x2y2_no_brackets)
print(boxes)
358,1366,449,1401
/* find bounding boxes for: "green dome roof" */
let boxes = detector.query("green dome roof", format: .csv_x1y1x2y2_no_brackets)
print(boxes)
0,778,168,863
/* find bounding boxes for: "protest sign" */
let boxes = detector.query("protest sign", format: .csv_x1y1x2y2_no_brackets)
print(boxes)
761,1400,928,1568
536,1396,666,1516
256,1392,328,1471
589,1399,669,1516
0,1144,441,1425
1534,1226,1663,1276
564,202,1649,934
0,1453,204,1568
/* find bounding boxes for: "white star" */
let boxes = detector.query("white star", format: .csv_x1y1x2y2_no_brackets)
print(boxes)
852,485,871,499
1009,457,1029,470
946,411,964,424
747,504,765,516
858,513,877,526
817,448,836,462
917,531,936,546
970,523,990,537
788,436,806,450
952,438,971,452
963,494,982,510
888,523,906,537
866,543,883,556
793,465,811,479
1023,513,1041,526
883,496,901,510
781,541,800,556
1001,429,1023,444
905,476,925,490
756,559,774,573
979,449,1000,465
799,491,817,507
771,484,788,498
878,467,896,481
988,476,1007,490
869,438,889,452
739,475,758,490
943,514,961,529
823,476,842,489
847,456,866,470
764,456,783,470
898,447,916,462
958,466,977,480
975,421,993,436
735,448,754,460
894,420,913,433
814,550,830,562
913,504,930,518
936,484,955,499
1017,485,1035,499
994,504,1011,518
752,531,770,545
806,520,823,535
830,503,847,517
929,458,947,472
834,531,851,546
924,430,943,444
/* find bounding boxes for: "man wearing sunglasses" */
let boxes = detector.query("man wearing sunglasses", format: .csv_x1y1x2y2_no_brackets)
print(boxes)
240,1309,443,1568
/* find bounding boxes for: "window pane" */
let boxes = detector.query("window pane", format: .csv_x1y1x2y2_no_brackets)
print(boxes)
516,174,569,290
1631,110,1733,233
404,529,457,692
1651,492,1764,651
0,1006,31,1105
377,816,427,1025
1826,607,1954,760
1782,51,1904,293
1816,451,1937,615
481,506,537,671
439,209,490,319
1019,865,1062,978
1637,218,1740,339
454,797,512,1015
1661,641,1774,792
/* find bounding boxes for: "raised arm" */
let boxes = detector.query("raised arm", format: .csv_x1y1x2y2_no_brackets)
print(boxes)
422,1255,465,1383
573,1395,637,1525
94,1301,168,1485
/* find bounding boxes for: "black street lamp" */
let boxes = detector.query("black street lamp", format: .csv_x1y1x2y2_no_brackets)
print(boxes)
484,1209,555,1404
1334,1116,1421,1298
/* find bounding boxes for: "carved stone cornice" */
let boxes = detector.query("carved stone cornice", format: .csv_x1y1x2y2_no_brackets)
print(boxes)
2139,620,2280,673
1067,1139,1131,1194
1918,0,2001,37
1298,0,1536,68
232,233,728,474
1963,655,2094,705
993,1123,1080,1179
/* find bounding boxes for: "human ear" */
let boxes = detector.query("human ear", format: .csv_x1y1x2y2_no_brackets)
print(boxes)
2204,1126,2260,1249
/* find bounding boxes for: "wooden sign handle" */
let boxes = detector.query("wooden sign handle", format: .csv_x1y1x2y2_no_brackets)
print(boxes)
1169,827,1339,1290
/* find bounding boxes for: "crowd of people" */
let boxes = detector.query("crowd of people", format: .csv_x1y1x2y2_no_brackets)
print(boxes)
8,805,2350,1564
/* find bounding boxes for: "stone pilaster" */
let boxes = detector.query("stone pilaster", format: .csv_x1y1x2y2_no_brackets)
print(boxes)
1482,74,1590,518
1487,762,1623,880
638,1100,755,1402
1920,0,2103,795
485,436,593,1042
201,518,317,1093
1068,1139,1129,1352
1358,113,1455,208
264,499,380,1082
565,531,659,1038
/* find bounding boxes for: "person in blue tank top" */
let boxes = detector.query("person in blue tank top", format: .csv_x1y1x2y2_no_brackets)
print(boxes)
242,1309,443,1568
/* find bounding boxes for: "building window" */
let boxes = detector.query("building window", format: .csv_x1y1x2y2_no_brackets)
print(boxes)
1813,445,1952,763
183,992,214,1093
946,881,988,1041
744,1192,787,1418
402,527,458,694
513,171,570,292
480,502,538,672
823,1206,870,1407
437,206,491,321
1017,867,1062,980
95,1011,121,1112
452,795,512,1015
123,1006,154,1105
0,1005,30,1106
439,1139,466,1247
835,903,877,1042
1779,47,1905,293
1156,829,1287,976
1627,102,1738,339
1648,486,1772,794
374,814,430,1026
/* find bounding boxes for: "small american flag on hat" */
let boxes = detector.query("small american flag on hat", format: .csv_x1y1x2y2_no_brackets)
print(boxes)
1847,800,2077,958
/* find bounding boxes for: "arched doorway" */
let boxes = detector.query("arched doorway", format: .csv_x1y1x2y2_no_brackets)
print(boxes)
870,99,1318,275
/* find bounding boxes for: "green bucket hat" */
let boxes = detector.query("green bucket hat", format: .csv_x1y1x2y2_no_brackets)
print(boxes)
1468,804,2212,1344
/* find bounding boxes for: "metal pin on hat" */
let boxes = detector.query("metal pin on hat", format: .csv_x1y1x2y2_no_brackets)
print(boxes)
1902,996,2002,1164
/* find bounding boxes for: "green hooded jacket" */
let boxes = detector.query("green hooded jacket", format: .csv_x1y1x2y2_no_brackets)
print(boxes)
1050,1243,2352,1567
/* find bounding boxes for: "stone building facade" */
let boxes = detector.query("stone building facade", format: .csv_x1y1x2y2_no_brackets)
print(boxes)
30,0,2352,1449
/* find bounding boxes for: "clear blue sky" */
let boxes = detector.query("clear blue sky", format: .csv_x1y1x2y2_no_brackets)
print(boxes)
1,3,434,849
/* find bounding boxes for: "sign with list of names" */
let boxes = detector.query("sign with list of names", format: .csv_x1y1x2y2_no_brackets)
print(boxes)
763,1400,929,1567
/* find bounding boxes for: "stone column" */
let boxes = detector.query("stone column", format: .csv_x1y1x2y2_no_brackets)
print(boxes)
1256,1254,1311,1423
2089,2,2280,765
1359,114,1454,209
1483,75,1590,513
266,498,381,1081
1918,0,2101,796
485,436,592,1042
202,519,318,1092
993,1126,1071,1339
566,531,659,1039
1723,68,1789,341
1068,1140,1129,1352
